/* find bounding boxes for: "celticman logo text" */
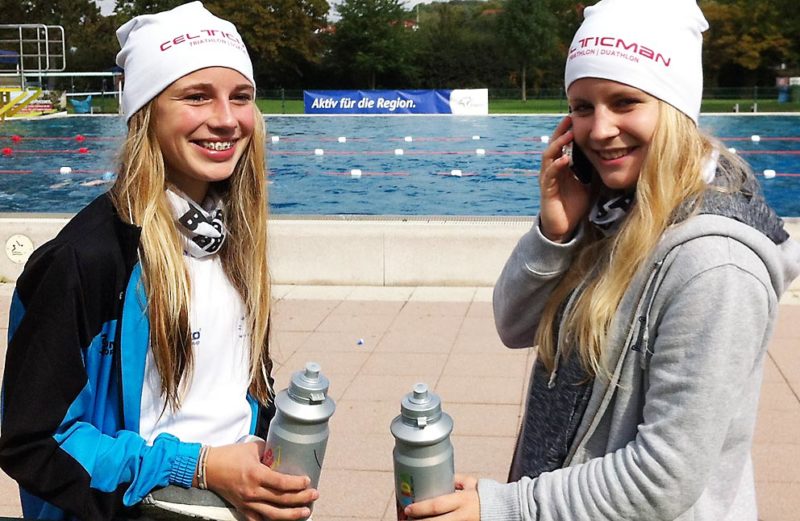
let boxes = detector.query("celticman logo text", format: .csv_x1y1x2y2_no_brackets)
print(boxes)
569,36,671,67
160,29,245,53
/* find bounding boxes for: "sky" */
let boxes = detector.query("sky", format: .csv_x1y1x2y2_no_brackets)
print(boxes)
95,1,438,17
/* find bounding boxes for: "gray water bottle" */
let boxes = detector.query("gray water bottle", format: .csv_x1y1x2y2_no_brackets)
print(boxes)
391,383,455,520
264,362,336,495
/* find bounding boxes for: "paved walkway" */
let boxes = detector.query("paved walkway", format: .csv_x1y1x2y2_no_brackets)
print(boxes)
0,283,798,520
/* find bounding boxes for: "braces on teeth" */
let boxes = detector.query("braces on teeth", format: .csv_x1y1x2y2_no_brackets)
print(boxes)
201,141,233,151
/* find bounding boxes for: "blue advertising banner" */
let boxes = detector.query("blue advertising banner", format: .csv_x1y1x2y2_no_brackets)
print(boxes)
303,89,488,115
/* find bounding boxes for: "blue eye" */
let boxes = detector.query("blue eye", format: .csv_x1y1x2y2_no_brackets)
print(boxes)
570,103,592,115
616,98,641,108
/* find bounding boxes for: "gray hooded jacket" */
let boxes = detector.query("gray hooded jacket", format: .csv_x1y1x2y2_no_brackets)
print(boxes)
484,187,800,520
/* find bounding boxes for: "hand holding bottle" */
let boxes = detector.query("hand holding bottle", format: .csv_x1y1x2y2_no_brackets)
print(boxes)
401,474,479,520
205,441,317,521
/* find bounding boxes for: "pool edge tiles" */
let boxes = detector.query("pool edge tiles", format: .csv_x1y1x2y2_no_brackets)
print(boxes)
0,215,798,286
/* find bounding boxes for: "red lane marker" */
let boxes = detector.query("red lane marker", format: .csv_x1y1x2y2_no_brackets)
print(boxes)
405,149,540,156
720,137,800,142
497,171,538,177
0,169,113,175
0,135,119,141
736,150,800,155
321,171,409,177
268,137,375,143
388,136,468,142
396,149,540,156
272,149,541,156
54,169,112,175
274,150,405,156
9,149,91,154
314,137,373,142
409,150,477,155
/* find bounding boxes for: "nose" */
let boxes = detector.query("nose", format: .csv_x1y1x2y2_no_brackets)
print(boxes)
208,98,237,132
589,106,619,142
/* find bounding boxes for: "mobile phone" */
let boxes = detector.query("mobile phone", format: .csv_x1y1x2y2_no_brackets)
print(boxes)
562,141,593,184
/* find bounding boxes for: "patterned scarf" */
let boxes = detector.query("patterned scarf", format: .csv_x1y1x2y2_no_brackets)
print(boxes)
165,186,227,258
588,149,719,236
589,191,635,236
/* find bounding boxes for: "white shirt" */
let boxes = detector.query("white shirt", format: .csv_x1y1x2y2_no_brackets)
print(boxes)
139,254,252,446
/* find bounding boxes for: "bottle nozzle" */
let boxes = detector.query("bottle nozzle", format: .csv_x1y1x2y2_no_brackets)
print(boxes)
411,382,429,403
287,362,331,405
304,362,321,380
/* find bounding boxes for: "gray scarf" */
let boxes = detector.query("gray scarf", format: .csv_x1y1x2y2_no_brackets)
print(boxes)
589,150,721,237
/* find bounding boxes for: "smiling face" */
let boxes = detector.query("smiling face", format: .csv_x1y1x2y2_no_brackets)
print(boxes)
567,78,660,191
154,67,255,202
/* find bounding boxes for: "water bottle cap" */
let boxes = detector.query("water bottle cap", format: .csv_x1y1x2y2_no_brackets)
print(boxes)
400,382,442,426
288,361,330,404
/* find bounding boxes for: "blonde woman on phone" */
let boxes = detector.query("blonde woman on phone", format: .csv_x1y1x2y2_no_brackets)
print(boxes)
405,0,800,519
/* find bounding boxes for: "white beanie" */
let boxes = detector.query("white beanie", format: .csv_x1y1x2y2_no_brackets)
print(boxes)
564,0,708,124
116,1,254,122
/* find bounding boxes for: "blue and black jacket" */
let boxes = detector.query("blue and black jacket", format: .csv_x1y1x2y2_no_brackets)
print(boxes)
0,194,274,520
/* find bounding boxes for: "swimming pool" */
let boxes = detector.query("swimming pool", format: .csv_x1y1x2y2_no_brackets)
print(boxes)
1,114,799,216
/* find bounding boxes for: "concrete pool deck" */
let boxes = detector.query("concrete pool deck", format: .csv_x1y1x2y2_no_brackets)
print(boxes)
0,217,797,519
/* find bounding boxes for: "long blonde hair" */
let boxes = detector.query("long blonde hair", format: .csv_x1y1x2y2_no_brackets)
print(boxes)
109,101,272,410
535,101,745,377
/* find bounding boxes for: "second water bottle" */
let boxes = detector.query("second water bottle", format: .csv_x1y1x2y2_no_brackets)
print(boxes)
390,382,455,520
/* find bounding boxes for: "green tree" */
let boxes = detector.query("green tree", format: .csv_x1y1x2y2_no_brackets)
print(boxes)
701,0,791,86
774,0,800,68
413,1,508,88
499,0,560,100
205,0,329,87
114,0,187,19
113,0,329,88
329,0,415,89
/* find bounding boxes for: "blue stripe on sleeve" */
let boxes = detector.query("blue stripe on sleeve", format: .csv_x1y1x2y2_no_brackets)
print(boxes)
120,263,148,433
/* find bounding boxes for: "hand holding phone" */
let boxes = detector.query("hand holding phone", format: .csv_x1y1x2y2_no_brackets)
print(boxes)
561,141,593,184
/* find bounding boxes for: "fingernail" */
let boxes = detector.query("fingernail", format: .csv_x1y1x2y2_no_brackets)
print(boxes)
302,508,311,517
312,489,320,500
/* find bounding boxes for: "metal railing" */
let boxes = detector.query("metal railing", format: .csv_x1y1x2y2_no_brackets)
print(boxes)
0,24,66,89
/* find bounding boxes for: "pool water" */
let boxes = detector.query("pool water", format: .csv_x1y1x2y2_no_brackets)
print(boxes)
0,114,798,216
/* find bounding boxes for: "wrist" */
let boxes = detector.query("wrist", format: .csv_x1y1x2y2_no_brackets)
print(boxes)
164,437,202,488
538,222,568,243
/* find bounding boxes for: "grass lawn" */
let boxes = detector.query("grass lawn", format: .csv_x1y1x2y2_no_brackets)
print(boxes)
256,98,800,115
78,96,800,115
488,99,570,113
257,99,305,114
699,99,800,113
